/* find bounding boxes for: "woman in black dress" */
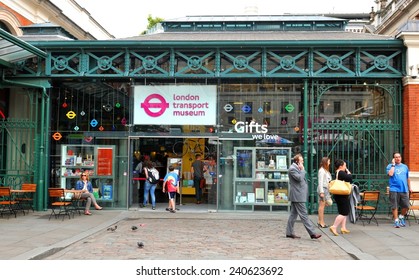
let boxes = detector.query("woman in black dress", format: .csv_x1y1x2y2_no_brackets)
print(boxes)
329,159,352,236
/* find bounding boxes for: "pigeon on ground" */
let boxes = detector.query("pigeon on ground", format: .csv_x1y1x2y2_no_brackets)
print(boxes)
137,242,144,248
131,225,138,231
107,225,117,232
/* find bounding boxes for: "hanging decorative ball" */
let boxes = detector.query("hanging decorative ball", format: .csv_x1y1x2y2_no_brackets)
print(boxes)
115,102,121,108
80,110,86,116
66,110,76,119
294,126,300,132
62,102,68,108
258,107,263,113
121,117,127,125
90,119,98,127
99,125,104,131
103,104,113,112
52,132,62,141
74,125,79,131
112,125,116,131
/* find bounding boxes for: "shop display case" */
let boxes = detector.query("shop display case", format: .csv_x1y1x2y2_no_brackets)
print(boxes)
233,147,291,211
60,145,115,203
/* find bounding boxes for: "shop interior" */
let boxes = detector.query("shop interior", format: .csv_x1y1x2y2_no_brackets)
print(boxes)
130,137,219,208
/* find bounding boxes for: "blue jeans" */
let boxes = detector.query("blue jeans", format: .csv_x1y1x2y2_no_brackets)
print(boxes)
143,180,156,207
194,176,202,202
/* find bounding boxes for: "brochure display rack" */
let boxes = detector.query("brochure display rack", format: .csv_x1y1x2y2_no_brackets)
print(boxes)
60,145,115,203
233,147,292,211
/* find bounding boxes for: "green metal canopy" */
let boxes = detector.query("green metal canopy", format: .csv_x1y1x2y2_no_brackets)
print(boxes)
0,28,46,68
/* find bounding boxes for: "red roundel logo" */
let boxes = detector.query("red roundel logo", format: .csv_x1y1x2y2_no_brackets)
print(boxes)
141,93,169,117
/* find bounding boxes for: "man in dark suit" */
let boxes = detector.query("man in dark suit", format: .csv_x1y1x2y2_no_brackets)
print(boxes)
286,154,322,239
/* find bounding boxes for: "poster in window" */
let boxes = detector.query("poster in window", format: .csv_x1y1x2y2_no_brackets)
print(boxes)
276,155,287,169
97,147,113,176
102,185,113,200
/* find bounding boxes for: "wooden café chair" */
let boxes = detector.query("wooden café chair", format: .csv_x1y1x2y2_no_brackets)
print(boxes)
407,191,419,223
48,188,73,221
356,190,380,226
0,186,18,218
14,183,36,213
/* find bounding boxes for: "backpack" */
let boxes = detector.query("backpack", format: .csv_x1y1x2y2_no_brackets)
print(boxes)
147,168,159,184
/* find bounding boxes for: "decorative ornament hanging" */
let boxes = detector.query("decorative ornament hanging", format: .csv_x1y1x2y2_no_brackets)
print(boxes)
99,89,105,131
80,90,85,116
90,119,98,127
90,92,98,128
62,90,68,108
121,117,127,125
52,132,62,141
66,111,76,119
104,91,112,112
74,90,79,131
112,90,116,131
53,89,62,141
115,102,121,108
103,104,113,112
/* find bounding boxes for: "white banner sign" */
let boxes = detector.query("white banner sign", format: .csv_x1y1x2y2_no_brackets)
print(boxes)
133,85,216,125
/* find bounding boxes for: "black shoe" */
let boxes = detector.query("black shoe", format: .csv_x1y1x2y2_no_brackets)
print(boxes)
165,208,172,211
286,234,301,239
310,234,322,239
317,223,328,228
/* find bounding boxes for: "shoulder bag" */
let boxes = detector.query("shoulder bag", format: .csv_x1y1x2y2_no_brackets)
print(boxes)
328,171,352,195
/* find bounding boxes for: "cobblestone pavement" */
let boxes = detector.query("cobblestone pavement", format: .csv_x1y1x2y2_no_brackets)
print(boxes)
4,205,419,261
44,211,353,260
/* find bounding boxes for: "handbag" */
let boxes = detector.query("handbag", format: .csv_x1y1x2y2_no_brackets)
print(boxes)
325,194,333,206
200,178,206,189
73,190,82,200
328,171,352,195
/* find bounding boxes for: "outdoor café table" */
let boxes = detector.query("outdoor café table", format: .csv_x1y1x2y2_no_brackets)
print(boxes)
11,189,36,214
64,189,84,215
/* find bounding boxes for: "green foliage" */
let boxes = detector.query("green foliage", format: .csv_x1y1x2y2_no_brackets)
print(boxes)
147,14,164,29
140,14,164,35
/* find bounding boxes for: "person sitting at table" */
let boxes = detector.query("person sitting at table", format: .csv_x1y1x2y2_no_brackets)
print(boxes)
75,173,103,215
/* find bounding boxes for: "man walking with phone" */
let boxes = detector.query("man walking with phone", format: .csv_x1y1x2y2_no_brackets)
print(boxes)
286,153,321,240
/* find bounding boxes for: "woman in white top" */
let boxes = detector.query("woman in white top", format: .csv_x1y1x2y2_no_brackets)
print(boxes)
317,157,332,228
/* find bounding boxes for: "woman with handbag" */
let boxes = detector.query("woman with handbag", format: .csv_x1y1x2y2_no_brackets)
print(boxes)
317,157,332,228
329,159,353,236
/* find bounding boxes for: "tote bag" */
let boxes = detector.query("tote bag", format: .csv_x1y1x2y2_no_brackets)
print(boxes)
329,171,352,195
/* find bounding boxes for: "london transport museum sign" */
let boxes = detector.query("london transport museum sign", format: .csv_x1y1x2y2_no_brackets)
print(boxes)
134,85,288,142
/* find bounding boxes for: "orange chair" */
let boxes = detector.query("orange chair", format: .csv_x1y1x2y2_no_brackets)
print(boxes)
14,183,36,213
407,191,419,223
356,190,380,226
0,187,18,218
48,188,73,220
